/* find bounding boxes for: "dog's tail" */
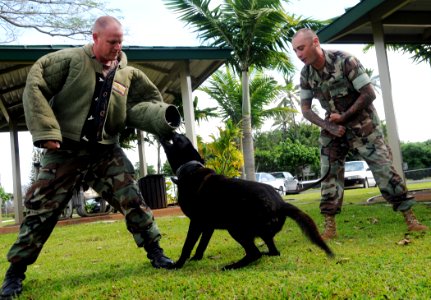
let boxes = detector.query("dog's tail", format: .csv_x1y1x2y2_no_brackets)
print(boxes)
282,203,334,258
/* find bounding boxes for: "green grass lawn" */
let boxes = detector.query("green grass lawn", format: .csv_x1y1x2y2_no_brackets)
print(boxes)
0,182,430,299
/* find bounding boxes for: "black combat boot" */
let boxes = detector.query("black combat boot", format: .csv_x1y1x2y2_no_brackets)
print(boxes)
0,263,27,299
145,242,174,269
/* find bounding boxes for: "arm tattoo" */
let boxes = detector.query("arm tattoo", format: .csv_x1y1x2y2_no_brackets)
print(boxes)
301,98,342,135
342,84,376,121
301,98,326,128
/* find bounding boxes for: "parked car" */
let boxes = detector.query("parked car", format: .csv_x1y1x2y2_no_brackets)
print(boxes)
79,186,113,215
255,172,285,196
271,171,300,194
344,160,376,188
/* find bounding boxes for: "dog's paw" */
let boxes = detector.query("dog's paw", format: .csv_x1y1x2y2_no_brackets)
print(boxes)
167,261,186,270
222,262,241,271
261,250,280,257
165,263,179,270
190,255,203,261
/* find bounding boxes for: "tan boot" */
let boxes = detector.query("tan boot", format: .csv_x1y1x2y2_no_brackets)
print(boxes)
321,214,337,240
402,209,428,231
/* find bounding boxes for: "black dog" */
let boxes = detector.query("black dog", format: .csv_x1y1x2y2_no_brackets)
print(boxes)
161,133,334,270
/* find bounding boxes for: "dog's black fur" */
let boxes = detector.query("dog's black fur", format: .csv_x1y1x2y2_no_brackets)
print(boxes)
160,133,334,270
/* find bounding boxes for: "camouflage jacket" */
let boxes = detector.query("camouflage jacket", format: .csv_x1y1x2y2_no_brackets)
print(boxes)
299,49,381,138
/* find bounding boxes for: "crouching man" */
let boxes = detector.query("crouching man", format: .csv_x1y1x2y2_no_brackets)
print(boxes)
1,16,181,299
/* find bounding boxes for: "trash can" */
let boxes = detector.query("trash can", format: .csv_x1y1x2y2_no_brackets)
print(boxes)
138,174,167,209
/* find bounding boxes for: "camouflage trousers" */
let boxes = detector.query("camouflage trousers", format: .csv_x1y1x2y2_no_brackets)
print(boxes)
7,142,161,265
319,128,415,215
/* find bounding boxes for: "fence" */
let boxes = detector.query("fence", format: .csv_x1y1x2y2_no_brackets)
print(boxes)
404,168,431,181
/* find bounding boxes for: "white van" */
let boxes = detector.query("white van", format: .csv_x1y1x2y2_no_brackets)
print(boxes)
344,161,376,188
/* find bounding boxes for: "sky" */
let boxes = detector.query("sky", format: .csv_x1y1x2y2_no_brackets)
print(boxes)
1,0,430,193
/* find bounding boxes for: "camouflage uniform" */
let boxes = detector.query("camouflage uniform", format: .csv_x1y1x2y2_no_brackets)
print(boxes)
7,141,160,265
299,49,415,215
4,43,180,267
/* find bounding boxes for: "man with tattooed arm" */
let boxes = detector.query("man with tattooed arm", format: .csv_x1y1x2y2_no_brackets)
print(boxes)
292,28,427,240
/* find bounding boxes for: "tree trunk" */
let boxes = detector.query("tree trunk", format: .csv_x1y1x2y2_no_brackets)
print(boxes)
239,137,245,179
241,70,256,181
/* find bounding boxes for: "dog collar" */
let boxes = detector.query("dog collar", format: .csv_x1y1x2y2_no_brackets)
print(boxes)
176,160,204,179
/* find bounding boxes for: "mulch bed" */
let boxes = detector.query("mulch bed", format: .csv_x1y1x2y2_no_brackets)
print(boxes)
366,188,431,204
0,205,183,235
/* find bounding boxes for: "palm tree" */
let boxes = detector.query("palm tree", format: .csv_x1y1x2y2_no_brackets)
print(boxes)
272,76,322,140
200,66,290,177
365,44,431,66
163,0,323,180
200,66,288,129
173,95,219,125
272,76,300,136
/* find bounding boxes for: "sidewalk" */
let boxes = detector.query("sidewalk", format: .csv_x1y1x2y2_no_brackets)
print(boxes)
0,205,183,235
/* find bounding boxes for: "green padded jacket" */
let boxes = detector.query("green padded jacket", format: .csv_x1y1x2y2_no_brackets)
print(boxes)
23,44,179,146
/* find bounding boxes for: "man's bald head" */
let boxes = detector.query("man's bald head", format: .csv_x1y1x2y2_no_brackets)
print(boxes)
92,16,122,35
292,28,318,43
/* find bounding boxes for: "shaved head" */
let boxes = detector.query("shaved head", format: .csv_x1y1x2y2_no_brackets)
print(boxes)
92,16,122,35
292,28,317,42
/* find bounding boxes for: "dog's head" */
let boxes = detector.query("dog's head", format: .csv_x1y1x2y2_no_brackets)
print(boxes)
160,132,204,174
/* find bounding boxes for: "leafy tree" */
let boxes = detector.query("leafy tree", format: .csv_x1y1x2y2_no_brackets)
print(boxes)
0,184,12,218
386,44,431,66
256,122,320,149
134,162,156,179
271,76,323,142
254,129,285,151
254,127,320,176
173,95,219,125
118,127,140,150
276,141,320,177
199,120,243,178
162,161,174,176
164,0,324,181
271,76,300,135
401,140,431,170
0,0,117,43
287,122,320,148
364,43,431,67
0,185,12,205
